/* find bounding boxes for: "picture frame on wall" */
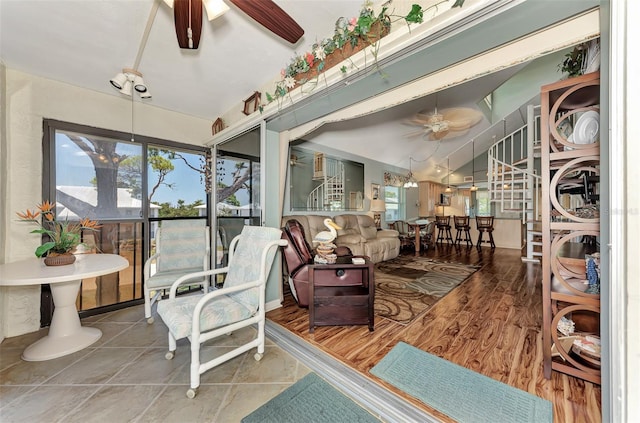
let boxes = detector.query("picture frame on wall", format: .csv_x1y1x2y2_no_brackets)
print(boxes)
371,183,380,200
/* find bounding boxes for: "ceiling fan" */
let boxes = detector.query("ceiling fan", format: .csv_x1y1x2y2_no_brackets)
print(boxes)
163,0,304,49
406,107,484,141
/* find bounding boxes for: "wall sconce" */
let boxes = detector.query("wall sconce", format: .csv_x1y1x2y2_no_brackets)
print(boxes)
370,199,386,229
110,68,151,99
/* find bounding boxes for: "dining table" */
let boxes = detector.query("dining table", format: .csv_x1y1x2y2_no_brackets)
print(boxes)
0,254,128,361
407,219,430,253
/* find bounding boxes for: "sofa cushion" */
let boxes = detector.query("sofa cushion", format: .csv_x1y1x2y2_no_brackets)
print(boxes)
355,215,378,240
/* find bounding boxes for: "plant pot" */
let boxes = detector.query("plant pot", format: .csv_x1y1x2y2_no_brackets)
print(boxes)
293,21,390,86
44,253,76,266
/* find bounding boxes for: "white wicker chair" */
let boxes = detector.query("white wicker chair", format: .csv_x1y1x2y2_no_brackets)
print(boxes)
157,226,287,398
143,220,210,324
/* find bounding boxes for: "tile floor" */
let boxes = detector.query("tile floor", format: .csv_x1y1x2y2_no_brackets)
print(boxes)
0,305,312,423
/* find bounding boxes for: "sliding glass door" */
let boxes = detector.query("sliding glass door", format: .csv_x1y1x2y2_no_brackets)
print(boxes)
213,127,262,274
43,120,208,318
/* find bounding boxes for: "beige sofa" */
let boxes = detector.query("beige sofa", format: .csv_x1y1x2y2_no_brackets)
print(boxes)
281,214,400,263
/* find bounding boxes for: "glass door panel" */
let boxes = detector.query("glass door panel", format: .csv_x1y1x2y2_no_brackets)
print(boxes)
46,122,209,318
214,128,262,274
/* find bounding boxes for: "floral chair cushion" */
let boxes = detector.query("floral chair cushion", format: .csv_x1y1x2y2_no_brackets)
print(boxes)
157,294,253,340
156,220,208,272
225,226,283,312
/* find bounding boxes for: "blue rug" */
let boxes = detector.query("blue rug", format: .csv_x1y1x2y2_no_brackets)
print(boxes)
370,342,552,423
241,373,380,423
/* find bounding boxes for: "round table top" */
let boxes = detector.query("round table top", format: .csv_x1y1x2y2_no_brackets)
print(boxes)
0,254,129,286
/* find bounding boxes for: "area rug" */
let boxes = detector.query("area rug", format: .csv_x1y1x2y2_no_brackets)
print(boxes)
370,342,553,423
241,372,380,423
374,256,480,325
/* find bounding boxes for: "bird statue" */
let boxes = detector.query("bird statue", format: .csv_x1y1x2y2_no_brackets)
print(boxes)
313,218,342,264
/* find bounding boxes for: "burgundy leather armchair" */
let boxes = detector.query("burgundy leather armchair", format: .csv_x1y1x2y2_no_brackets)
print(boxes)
281,219,357,307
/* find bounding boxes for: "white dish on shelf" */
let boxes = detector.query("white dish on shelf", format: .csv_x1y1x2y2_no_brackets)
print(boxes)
573,111,600,144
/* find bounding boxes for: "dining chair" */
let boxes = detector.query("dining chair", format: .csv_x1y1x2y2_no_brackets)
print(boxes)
143,219,210,324
390,220,415,250
420,221,436,251
157,225,287,398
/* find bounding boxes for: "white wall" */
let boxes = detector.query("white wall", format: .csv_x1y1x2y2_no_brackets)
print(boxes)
0,69,212,339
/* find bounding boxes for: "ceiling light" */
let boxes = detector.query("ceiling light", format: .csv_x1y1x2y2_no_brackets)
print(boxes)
109,68,151,100
445,157,452,192
204,0,229,20
133,75,147,93
403,157,419,188
110,72,127,89
163,0,229,21
119,80,133,96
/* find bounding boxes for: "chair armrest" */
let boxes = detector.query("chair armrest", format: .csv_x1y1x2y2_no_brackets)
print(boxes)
335,234,365,245
143,252,160,280
168,267,229,298
377,229,399,238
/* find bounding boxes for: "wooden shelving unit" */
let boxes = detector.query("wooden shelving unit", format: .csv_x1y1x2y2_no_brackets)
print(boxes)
541,71,601,385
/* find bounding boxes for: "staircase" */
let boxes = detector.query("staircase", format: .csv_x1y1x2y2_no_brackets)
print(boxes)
488,105,543,262
307,153,345,210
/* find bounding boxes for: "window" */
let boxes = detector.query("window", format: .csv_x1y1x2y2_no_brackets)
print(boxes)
474,190,491,216
43,120,208,316
384,186,405,221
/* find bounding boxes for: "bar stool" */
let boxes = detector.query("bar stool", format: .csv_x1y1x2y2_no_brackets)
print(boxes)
454,216,472,247
476,216,495,249
435,215,453,244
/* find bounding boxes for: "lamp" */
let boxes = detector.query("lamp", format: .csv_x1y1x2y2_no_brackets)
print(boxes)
403,158,418,188
109,68,151,99
470,139,478,191
445,157,452,193
163,0,230,21
370,199,386,229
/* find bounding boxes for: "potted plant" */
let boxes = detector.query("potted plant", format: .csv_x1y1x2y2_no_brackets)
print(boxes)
265,0,466,105
16,201,101,266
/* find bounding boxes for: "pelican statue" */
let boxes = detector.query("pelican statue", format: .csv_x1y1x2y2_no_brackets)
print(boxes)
313,218,342,246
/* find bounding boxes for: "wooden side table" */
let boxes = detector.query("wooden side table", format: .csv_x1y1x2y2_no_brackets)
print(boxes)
308,256,374,333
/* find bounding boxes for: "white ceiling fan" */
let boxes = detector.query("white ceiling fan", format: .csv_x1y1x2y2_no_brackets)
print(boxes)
406,107,484,141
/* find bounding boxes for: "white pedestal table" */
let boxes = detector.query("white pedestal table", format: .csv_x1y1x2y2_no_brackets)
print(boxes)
0,254,129,361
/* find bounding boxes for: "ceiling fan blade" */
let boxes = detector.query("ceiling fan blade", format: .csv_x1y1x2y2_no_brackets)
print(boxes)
441,108,483,131
174,0,203,49
429,129,451,141
404,128,429,138
228,0,304,43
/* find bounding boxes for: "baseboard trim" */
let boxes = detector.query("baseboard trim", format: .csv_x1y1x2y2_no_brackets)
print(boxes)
265,321,440,423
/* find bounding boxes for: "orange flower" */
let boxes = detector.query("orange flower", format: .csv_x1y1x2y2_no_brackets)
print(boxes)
38,200,55,213
16,209,40,220
17,200,102,258
79,217,101,229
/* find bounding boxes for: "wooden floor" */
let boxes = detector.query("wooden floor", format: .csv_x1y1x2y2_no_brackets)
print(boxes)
267,244,602,423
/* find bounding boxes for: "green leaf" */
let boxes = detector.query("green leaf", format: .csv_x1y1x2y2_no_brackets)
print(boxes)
405,4,424,24
266,92,274,102
452,0,465,8
35,242,56,258
340,65,347,73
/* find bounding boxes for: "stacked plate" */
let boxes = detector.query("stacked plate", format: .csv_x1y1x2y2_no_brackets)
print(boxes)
572,111,600,144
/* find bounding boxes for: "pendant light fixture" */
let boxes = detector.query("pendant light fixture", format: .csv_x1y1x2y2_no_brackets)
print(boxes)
470,139,478,191
445,157,452,193
403,157,418,188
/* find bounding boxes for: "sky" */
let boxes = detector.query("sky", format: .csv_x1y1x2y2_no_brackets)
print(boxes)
56,133,208,206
